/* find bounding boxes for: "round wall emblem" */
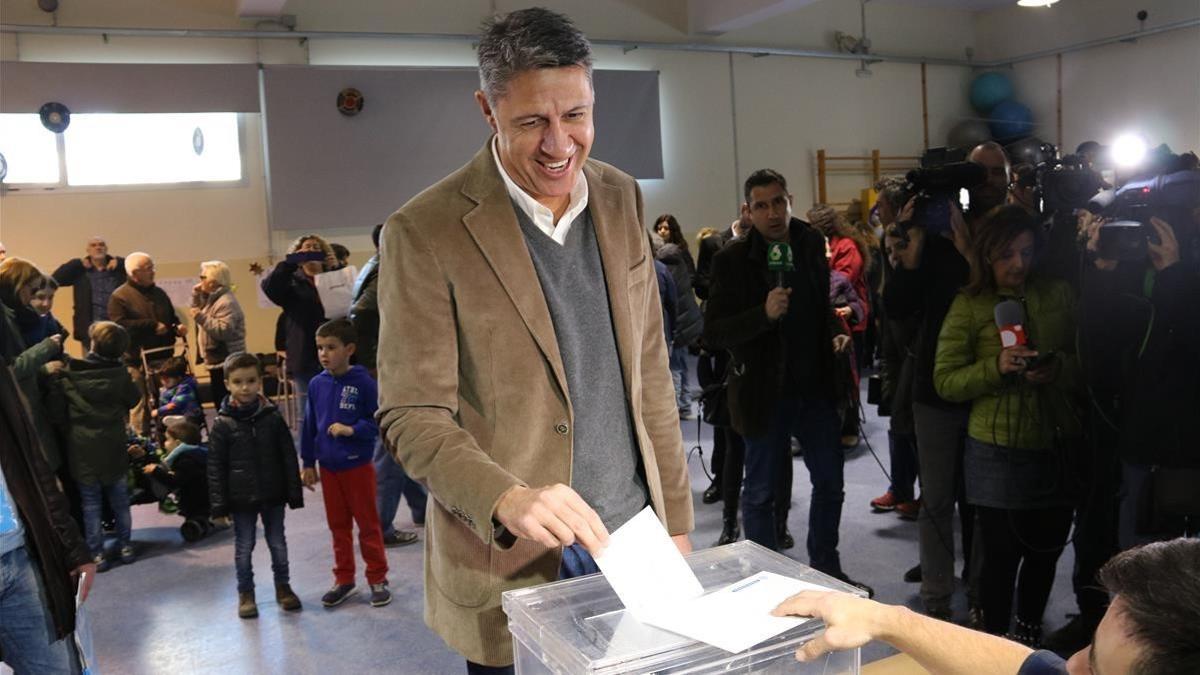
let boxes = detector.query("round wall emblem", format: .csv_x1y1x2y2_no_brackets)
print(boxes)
336,88,364,116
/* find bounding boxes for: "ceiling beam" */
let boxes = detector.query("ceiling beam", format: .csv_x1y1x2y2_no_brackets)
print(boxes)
237,0,288,18
687,0,823,35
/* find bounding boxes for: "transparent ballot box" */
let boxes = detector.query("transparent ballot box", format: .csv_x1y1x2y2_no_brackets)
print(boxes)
501,541,865,674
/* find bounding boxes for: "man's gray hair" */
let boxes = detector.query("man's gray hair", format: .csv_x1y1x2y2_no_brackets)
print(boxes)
477,7,593,104
125,251,151,275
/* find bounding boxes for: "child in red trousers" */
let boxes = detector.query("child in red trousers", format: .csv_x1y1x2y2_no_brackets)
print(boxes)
301,319,390,609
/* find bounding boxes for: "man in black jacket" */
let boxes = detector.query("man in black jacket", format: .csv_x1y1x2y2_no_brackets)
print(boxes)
52,237,126,351
704,169,870,595
1047,204,1200,654
0,352,94,672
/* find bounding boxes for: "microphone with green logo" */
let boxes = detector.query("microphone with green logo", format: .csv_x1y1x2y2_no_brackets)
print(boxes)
767,241,795,288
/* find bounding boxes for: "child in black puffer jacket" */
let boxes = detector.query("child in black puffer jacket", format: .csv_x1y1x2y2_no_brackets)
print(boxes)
207,352,305,619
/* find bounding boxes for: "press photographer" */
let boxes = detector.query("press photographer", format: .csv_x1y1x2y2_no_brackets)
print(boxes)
879,140,1008,624
1078,153,1200,548
1014,141,1107,292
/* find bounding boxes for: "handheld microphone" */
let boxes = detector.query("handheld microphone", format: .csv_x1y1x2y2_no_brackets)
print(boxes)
993,299,1028,349
767,241,794,288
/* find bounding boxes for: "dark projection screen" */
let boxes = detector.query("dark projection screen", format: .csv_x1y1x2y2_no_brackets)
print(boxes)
261,66,662,231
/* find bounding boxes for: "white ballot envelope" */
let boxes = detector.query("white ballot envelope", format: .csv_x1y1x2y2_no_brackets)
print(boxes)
641,571,830,654
593,507,704,621
595,506,839,654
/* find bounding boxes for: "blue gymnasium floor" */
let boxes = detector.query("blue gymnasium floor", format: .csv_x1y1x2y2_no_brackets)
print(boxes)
67,379,1077,674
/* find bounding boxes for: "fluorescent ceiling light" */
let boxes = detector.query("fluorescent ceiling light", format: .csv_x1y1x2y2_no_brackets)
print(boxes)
1017,0,1059,6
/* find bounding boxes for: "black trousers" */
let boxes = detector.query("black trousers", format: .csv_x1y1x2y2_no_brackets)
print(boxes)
720,427,744,521
977,505,1073,634
207,365,228,408
1068,439,1120,624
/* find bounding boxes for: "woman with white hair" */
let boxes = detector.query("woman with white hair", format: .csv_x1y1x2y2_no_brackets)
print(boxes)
190,260,246,407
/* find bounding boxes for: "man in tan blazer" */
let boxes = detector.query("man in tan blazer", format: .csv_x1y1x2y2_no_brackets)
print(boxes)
375,8,693,673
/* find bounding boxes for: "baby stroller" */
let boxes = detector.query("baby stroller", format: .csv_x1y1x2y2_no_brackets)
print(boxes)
128,432,214,542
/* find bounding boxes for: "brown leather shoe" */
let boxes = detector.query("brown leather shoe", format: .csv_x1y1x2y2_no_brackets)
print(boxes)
276,584,302,612
238,592,258,619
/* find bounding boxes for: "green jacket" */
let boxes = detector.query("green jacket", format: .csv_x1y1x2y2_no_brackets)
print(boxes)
48,356,141,485
933,276,1082,450
1,302,64,471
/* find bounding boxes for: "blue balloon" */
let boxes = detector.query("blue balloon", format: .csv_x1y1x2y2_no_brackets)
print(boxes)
970,72,1014,114
987,100,1034,142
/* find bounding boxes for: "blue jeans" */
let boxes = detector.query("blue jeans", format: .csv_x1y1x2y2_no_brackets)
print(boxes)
668,345,690,411
888,430,919,502
374,440,428,534
0,546,79,674
292,376,310,431
79,479,132,557
465,544,599,675
232,505,289,593
743,398,843,574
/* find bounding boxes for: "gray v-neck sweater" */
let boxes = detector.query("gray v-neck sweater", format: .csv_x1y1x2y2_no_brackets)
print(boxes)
515,203,649,530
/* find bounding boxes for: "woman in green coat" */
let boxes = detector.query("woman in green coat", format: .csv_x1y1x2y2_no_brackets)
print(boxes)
933,205,1081,646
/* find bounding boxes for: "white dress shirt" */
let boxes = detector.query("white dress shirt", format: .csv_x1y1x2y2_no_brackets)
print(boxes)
491,137,589,246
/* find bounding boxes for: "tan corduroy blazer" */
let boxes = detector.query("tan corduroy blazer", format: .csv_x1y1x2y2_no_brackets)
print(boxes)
376,142,694,666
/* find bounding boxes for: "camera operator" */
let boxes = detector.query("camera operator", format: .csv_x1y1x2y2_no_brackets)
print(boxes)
879,139,1009,624
967,142,1012,222
1078,181,1200,545
1045,161,1200,655
1008,163,1040,216
704,169,871,596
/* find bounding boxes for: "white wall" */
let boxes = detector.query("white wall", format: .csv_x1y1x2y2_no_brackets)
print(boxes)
1007,27,1200,156
973,0,1200,155
973,0,1199,61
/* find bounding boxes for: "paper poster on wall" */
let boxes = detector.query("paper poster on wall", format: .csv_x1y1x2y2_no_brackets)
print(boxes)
157,277,199,309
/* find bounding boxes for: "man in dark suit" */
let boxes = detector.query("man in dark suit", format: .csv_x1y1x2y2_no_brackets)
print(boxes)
704,169,871,596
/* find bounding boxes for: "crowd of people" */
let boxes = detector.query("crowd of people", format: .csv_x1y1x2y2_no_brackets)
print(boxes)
0,228,429,671
672,137,1199,662
2,6,1198,675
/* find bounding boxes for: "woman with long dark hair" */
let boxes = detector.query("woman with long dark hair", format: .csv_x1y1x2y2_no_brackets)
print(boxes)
933,205,1081,645
653,214,702,418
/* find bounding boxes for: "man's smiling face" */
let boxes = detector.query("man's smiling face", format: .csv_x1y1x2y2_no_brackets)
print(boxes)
477,65,594,216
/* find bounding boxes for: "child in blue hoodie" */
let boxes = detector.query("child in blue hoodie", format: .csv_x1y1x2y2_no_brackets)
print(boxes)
301,319,390,609
152,356,203,427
